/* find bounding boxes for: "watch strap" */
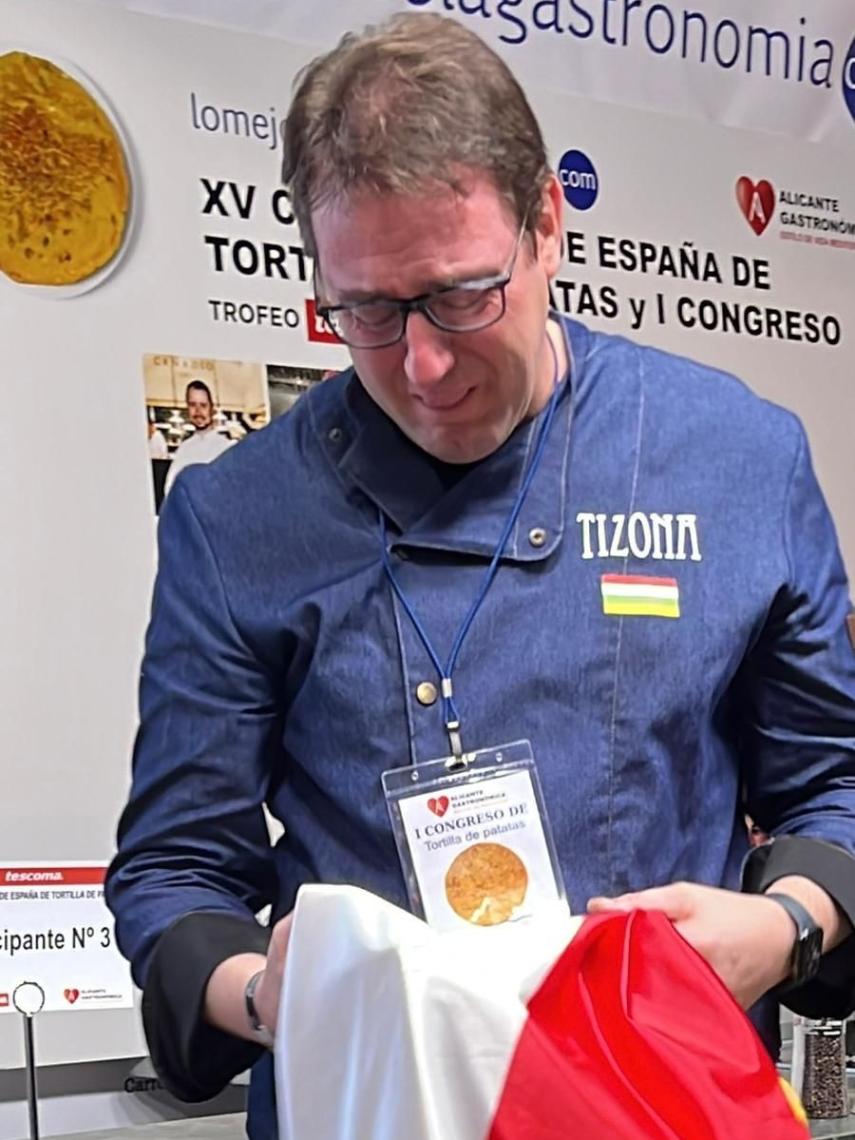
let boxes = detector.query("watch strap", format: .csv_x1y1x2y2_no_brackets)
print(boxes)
765,892,823,989
765,892,816,936
244,969,276,1050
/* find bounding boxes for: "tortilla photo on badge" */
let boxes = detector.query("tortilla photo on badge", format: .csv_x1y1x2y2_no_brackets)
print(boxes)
0,48,132,292
445,842,528,926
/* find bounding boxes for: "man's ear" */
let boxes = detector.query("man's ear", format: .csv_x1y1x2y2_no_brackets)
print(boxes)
536,174,564,278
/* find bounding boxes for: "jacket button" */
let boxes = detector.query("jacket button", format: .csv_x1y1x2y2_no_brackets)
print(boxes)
327,426,343,443
528,527,547,547
416,682,438,706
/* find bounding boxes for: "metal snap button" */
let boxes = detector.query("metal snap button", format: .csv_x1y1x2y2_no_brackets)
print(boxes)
327,427,343,443
416,682,438,706
528,527,547,547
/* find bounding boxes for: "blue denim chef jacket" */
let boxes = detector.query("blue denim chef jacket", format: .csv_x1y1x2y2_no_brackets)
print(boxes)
109,318,855,1139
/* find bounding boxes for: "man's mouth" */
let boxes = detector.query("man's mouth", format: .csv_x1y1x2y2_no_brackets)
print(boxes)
417,387,473,412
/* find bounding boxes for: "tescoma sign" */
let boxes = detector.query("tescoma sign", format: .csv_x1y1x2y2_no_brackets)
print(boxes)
0,863,132,1013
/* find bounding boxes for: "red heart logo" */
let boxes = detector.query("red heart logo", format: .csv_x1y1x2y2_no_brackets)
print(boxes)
735,177,775,236
63,988,80,1004
427,795,449,817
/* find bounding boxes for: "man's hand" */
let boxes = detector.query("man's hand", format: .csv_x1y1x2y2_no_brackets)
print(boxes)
203,911,294,1045
250,912,294,1035
587,882,797,1008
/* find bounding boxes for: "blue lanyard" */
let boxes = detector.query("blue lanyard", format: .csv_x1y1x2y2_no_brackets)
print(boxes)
380,333,561,764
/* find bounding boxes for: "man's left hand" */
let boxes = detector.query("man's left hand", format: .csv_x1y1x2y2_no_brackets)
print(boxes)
587,882,796,1008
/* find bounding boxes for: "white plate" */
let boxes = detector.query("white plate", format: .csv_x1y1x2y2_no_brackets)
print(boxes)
0,44,139,299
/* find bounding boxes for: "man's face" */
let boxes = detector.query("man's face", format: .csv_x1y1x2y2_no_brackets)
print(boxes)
187,388,213,431
312,172,563,463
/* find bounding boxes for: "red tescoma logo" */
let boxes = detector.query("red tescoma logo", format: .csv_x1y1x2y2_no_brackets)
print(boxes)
63,988,80,1005
735,177,776,236
427,796,449,817
0,993,9,1008
305,299,342,345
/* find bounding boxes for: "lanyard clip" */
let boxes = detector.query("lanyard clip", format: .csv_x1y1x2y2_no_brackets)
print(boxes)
445,719,466,769
441,678,467,769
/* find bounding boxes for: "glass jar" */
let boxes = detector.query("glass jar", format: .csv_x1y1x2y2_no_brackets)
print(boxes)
790,1016,849,1119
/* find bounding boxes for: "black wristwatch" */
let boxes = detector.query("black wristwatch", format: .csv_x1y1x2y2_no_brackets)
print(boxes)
244,969,276,1050
766,892,823,990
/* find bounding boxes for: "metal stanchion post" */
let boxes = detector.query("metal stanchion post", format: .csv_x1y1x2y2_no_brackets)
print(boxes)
12,982,45,1140
23,1013,39,1140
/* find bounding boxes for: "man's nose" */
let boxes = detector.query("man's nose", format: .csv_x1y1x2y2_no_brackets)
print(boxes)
403,311,455,389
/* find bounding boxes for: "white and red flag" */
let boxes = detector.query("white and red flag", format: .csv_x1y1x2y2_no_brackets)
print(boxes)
275,886,807,1139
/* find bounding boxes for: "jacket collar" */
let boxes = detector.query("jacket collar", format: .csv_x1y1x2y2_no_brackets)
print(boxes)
316,317,582,562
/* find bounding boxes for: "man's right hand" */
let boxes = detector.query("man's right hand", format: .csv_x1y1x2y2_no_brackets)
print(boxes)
203,911,294,1045
249,912,294,1037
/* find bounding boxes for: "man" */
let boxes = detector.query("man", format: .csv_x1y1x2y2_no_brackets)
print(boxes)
107,14,855,1139
163,379,234,494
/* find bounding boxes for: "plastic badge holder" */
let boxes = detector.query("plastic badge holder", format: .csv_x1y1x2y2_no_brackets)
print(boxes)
383,739,566,932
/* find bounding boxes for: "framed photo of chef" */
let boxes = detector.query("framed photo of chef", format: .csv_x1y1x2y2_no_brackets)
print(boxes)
141,353,332,513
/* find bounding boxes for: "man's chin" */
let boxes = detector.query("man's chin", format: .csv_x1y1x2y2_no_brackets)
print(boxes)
416,428,502,465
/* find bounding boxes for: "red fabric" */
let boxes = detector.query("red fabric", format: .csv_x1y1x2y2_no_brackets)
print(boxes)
488,910,807,1139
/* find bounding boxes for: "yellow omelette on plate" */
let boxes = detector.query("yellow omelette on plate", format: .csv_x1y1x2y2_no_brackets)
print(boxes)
0,50,130,286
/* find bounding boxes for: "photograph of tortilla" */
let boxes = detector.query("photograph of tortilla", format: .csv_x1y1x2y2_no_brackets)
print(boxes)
445,842,529,926
0,50,130,286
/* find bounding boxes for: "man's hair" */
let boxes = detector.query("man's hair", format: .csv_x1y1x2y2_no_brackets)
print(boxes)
185,380,213,405
281,13,550,259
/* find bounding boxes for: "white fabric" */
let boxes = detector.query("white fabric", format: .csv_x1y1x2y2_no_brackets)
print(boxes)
164,428,234,493
275,885,579,1140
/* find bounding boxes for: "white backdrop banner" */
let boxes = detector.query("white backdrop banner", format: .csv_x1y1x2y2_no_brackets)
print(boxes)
108,0,855,147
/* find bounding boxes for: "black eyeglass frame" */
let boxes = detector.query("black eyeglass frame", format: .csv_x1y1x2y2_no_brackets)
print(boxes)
315,218,529,350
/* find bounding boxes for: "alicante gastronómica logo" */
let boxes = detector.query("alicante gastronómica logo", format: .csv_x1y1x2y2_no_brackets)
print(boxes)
844,34,855,124
558,150,599,211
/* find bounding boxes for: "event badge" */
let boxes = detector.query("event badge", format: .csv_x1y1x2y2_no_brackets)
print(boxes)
383,740,566,933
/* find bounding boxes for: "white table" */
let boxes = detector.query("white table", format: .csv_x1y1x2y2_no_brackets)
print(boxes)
49,1116,245,1139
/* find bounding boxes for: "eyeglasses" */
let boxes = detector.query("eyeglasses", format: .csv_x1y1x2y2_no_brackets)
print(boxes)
315,219,528,350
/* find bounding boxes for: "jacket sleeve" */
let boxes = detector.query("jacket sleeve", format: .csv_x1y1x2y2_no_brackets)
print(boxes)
105,477,282,1095
738,423,855,1014
142,912,270,1101
743,836,855,1017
